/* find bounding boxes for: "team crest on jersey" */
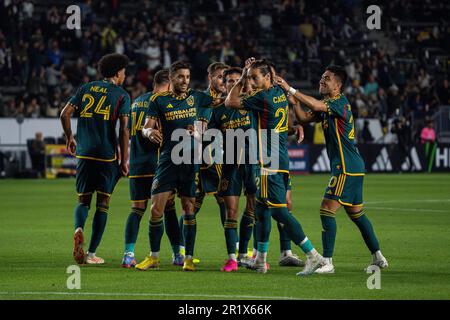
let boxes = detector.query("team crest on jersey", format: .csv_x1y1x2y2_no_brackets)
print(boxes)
238,109,247,116
187,96,194,107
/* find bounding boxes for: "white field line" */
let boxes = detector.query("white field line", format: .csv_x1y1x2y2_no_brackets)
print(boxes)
0,291,304,300
365,206,448,213
365,199,450,205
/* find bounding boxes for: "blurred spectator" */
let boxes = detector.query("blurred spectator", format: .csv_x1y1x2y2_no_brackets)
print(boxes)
420,119,436,144
361,120,374,143
29,132,45,178
26,98,41,118
437,79,450,105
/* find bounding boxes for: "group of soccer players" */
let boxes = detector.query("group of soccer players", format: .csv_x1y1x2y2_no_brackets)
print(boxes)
60,53,388,275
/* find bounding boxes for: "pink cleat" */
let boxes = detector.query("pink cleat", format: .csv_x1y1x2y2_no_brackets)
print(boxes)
221,259,238,272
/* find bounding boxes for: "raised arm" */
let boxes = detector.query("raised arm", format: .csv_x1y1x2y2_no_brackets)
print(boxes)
60,103,77,156
275,76,328,113
225,57,255,109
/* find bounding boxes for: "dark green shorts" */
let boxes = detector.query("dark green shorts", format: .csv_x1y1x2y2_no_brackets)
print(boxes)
129,176,153,202
323,173,364,206
76,158,120,196
152,159,197,198
198,164,221,195
255,167,289,208
219,164,257,197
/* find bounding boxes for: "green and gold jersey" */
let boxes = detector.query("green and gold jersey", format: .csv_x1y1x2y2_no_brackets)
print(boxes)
197,87,221,123
128,91,159,178
68,80,130,162
147,89,213,160
242,85,289,172
210,103,254,164
321,94,365,175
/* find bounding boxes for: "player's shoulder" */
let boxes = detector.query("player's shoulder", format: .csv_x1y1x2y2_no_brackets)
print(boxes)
247,88,264,98
324,93,347,105
135,91,153,102
149,91,170,103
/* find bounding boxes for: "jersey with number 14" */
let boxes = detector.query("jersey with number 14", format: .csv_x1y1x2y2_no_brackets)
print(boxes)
321,94,365,175
69,80,130,162
129,91,159,177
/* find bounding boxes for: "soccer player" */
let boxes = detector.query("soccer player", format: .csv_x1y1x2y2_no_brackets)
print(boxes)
136,61,220,271
275,65,388,273
60,53,131,265
178,62,229,257
225,58,325,275
122,70,183,268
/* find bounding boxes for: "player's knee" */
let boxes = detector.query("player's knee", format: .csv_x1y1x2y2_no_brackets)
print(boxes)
150,202,164,218
96,193,110,207
181,198,195,215
345,207,364,220
227,206,238,220
132,201,147,211
78,194,92,207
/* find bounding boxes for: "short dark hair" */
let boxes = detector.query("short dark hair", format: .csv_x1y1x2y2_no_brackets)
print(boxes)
98,53,129,78
249,59,273,80
326,65,348,90
154,69,169,86
223,67,243,82
169,60,191,75
207,62,229,75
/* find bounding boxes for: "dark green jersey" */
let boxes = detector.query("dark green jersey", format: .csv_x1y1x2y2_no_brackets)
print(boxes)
210,103,254,164
242,86,289,172
147,89,213,160
68,80,130,162
197,87,221,122
128,91,160,177
321,94,365,175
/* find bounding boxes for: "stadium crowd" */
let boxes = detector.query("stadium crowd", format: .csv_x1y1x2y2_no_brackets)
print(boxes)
0,0,448,142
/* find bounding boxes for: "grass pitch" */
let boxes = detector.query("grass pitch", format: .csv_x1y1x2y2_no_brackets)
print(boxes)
0,174,449,300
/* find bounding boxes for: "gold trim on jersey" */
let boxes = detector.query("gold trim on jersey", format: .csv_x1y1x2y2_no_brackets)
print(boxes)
76,155,117,162
334,118,365,176
150,91,170,102
128,174,155,179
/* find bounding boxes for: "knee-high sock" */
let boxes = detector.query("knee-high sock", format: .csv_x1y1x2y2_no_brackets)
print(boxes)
255,202,271,254
178,214,185,247
74,203,89,230
88,204,109,253
183,214,197,256
194,193,204,215
277,211,293,251
215,195,226,227
320,209,337,258
124,207,145,253
348,210,380,254
271,207,315,254
239,209,255,254
164,205,181,255
224,219,238,255
149,215,164,253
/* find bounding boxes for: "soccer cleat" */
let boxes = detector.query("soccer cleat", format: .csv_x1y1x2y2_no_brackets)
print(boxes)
172,253,185,266
252,260,268,274
121,252,137,268
135,256,160,270
365,251,388,271
73,228,86,264
297,253,325,276
86,253,105,264
180,247,200,264
237,256,253,268
279,253,305,267
315,258,335,274
182,258,196,271
221,259,238,272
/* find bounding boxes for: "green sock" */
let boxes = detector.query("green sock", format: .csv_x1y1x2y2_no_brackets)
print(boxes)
255,202,271,243
320,209,337,258
277,212,293,251
164,207,181,255
87,204,108,253
74,203,89,230
348,210,380,254
178,214,184,247
224,219,238,255
239,210,254,254
271,207,306,246
194,194,204,215
149,215,164,253
216,196,226,226
183,214,197,256
124,207,145,253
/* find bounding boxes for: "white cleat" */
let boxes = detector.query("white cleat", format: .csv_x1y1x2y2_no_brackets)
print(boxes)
297,253,325,276
365,250,388,271
279,253,305,267
86,253,105,264
315,257,335,274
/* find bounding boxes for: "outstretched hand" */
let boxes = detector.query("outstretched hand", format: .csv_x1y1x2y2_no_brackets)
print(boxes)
274,75,290,92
